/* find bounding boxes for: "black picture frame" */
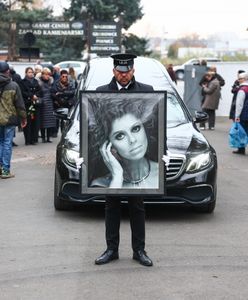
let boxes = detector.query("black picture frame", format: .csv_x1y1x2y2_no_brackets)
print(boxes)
80,91,167,195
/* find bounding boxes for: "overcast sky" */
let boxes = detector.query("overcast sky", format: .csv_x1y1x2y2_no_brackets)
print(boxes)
47,0,248,39
129,0,248,39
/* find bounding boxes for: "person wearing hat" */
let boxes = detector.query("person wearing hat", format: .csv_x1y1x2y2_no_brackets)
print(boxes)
96,53,154,92
0,61,27,178
95,54,153,267
233,72,248,155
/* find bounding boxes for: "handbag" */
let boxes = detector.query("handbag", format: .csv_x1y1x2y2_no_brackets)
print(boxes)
229,122,248,148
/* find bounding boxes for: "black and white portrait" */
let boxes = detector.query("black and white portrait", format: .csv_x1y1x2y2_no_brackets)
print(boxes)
80,92,166,195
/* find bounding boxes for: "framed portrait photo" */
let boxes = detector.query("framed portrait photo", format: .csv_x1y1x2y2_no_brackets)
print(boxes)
80,91,167,195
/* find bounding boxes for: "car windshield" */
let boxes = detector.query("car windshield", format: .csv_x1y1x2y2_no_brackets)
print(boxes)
167,93,188,127
76,92,188,128
83,57,173,91
76,56,188,128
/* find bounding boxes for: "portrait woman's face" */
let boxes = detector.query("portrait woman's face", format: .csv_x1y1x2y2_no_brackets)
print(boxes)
109,113,148,161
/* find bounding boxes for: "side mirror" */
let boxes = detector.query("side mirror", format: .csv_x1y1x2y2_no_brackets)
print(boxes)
54,108,69,120
194,111,208,123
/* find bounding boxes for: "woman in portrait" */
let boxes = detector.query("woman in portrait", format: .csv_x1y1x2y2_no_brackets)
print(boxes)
88,97,159,189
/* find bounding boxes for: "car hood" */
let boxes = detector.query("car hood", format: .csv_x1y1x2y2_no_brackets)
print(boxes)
167,123,209,155
64,120,210,156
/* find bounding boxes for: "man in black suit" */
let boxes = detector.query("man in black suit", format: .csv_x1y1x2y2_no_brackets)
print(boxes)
95,53,153,267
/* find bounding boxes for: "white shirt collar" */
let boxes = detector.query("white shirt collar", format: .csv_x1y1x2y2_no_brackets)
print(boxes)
116,81,131,90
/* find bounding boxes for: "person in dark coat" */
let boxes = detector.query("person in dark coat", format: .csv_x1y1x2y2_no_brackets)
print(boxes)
95,53,154,267
166,63,177,84
0,61,27,178
20,67,42,145
9,65,22,86
37,68,56,143
9,65,23,143
200,71,221,130
51,70,76,133
51,70,76,109
233,72,248,155
229,70,246,120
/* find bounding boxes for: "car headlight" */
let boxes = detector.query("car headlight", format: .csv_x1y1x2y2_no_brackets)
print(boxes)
186,152,211,173
63,148,79,168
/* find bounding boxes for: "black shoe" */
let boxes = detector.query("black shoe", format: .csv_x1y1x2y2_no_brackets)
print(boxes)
46,140,52,143
12,142,18,147
133,250,153,267
232,149,245,155
95,249,119,265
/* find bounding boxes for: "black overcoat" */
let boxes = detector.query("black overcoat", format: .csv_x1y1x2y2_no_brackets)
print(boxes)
96,76,154,92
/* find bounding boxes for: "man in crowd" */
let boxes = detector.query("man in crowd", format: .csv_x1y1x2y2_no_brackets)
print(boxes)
233,72,248,154
51,70,76,133
0,61,27,178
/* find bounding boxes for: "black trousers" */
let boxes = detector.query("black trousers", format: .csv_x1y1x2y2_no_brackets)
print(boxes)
105,196,145,252
23,115,39,144
40,128,53,141
201,108,216,129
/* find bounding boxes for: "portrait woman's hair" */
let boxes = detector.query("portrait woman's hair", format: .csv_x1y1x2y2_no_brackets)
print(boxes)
88,96,158,183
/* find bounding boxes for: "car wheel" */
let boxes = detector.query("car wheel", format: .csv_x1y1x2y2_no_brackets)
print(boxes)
54,168,69,210
193,186,217,214
176,70,184,80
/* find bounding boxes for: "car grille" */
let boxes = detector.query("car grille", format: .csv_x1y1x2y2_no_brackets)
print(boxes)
166,155,186,181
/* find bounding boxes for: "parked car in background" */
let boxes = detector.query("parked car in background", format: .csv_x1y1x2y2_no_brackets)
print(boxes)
174,57,222,80
54,60,87,80
54,56,217,213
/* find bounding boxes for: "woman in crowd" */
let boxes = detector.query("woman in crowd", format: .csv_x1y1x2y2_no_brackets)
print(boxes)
200,71,221,130
37,67,56,143
229,70,245,120
20,67,42,145
68,67,78,89
233,72,248,155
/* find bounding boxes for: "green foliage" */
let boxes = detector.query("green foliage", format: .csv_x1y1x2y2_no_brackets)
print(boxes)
222,53,248,61
63,0,145,58
0,0,145,61
64,0,143,29
123,33,150,56
167,43,180,59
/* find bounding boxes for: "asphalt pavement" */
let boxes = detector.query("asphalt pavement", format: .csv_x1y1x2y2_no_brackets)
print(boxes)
1,117,248,300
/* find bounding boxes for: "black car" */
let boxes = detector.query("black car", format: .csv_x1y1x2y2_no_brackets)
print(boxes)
54,57,217,213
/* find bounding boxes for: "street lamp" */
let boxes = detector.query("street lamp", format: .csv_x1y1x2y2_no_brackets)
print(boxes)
115,12,125,53
160,28,168,58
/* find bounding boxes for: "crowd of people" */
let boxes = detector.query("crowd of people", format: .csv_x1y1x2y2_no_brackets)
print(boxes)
0,61,77,178
15,63,76,145
166,61,248,154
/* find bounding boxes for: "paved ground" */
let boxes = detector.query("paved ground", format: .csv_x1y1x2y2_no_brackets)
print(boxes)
1,117,248,300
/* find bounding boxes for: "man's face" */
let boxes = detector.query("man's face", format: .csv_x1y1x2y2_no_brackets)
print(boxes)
113,68,135,87
60,73,68,84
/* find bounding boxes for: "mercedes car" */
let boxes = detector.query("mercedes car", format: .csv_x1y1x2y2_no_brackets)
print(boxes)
54,56,217,213
174,57,222,80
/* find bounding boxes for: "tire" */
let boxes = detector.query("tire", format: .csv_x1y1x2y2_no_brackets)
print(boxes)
176,70,184,80
54,168,69,210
